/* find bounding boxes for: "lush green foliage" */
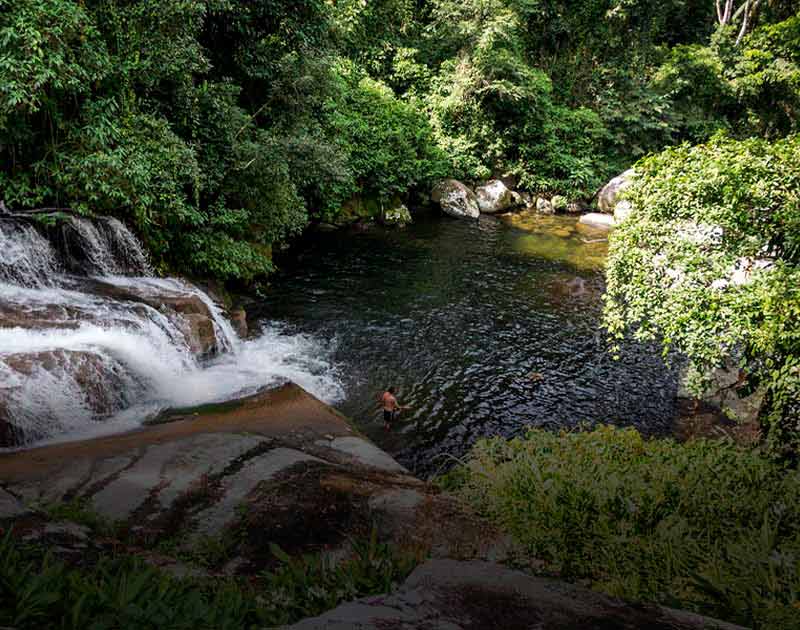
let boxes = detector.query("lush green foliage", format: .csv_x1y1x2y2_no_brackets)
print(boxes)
1,0,798,282
0,530,419,629
0,0,440,281
258,533,421,626
603,133,800,450
443,425,800,628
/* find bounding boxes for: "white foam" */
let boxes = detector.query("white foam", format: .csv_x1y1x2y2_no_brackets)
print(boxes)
0,218,344,448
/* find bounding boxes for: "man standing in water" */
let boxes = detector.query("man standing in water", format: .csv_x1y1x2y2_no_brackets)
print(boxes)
381,386,409,431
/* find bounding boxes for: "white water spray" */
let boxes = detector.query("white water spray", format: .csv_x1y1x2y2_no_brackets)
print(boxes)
0,218,343,448
0,221,61,288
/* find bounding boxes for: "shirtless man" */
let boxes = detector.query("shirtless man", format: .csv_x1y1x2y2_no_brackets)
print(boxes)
381,386,409,431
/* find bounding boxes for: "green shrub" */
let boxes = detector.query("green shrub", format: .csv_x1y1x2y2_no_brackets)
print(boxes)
0,529,421,629
604,133,800,450
258,531,422,626
0,535,261,630
443,425,800,628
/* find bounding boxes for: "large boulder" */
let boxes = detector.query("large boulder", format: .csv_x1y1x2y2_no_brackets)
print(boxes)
475,180,518,214
598,168,635,214
535,197,555,214
289,559,744,630
431,180,480,220
381,203,412,227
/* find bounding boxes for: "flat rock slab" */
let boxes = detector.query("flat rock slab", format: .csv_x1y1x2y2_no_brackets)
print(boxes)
323,436,408,474
90,434,266,522
0,384,505,566
189,447,324,539
289,559,745,630
0,385,353,494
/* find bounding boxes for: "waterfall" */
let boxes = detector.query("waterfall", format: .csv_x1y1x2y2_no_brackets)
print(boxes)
0,215,343,448
62,216,156,276
99,217,154,276
0,221,61,288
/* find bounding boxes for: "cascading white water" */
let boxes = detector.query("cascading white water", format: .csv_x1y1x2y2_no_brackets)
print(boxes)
0,218,343,448
66,216,119,275
0,221,61,288
98,276,240,354
99,217,154,276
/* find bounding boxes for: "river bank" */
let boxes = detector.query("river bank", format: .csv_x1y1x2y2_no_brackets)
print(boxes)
0,384,749,629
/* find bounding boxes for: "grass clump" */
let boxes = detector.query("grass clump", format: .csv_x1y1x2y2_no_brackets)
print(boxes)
441,425,800,629
0,529,420,629
259,531,422,626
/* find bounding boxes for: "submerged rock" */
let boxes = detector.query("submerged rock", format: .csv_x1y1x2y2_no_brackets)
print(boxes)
579,212,616,229
431,180,480,220
598,168,635,214
475,180,518,214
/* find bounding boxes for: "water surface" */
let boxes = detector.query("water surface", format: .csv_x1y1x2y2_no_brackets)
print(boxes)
257,212,678,476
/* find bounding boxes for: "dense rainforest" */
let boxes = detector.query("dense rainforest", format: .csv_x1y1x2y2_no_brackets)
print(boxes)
2,0,798,449
1,0,797,281
2,3,800,628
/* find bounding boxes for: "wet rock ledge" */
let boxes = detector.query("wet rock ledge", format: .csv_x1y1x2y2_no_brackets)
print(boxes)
0,385,742,628
0,384,503,570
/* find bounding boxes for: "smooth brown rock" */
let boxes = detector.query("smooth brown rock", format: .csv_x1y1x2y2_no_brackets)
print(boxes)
0,384,505,567
180,313,218,357
289,559,745,630
229,308,248,339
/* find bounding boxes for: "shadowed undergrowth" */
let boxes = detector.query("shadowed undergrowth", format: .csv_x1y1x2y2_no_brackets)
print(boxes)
440,425,800,629
0,528,420,630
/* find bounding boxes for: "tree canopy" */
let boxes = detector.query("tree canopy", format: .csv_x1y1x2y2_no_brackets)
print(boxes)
1,1,798,305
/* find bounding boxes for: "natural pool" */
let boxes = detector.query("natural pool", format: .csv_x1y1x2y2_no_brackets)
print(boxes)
257,211,679,476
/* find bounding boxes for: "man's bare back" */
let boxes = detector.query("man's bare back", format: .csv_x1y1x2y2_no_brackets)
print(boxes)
381,387,409,431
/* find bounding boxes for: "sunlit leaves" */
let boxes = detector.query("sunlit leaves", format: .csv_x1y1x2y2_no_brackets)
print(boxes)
603,134,800,449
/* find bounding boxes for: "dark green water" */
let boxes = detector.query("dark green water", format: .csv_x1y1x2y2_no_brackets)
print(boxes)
256,212,679,476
